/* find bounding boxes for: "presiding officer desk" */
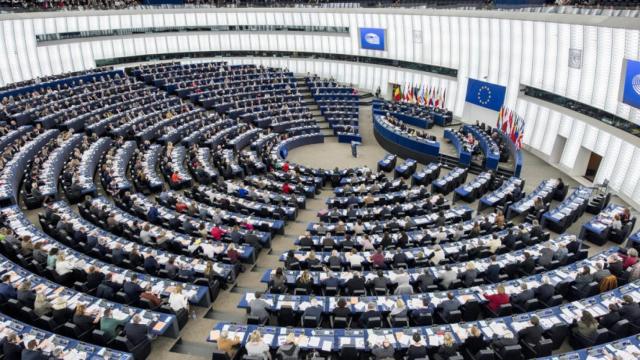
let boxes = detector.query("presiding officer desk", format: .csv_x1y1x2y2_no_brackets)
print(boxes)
373,113,440,163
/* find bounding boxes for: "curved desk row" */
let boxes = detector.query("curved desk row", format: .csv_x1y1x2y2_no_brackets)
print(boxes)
276,133,325,160
463,125,500,170
372,108,432,129
372,114,440,164
443,129,471,167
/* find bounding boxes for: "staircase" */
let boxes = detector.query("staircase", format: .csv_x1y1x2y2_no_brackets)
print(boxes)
295,77,335,138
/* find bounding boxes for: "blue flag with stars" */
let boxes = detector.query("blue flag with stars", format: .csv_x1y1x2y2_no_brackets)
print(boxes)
465,78,506,112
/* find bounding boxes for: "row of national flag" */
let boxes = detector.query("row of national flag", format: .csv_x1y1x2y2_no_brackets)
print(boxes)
496,106,524,150
392,83,447,109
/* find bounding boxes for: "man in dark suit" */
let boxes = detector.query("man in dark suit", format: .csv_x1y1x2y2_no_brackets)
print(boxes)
410,298,434,324
518,252,536,275
301,297,323,325
599,303,621,329
517,316,543,345
143,253,159,275
537,243,554,268
503,229,517,249
485,255,501,283
298,233,314,248
511,283,535,309
392,249,408,268
0,274,17,302
359,302,381,328
436,292,461,319
85,266,105,290
534,277,555,304
124,315,150,347
112,244,126,266
123,275,144,303
367,271,391,294
345,272,366,295
619,295,640,325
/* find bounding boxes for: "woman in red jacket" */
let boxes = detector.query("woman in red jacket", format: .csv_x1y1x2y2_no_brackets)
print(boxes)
281,182,292,194
620,248,639,270
483,284,510,312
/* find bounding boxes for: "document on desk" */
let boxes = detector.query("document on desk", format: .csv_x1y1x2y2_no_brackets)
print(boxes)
428,334,443,346
262,334,274,345
321,340,332,352
308,336,320,347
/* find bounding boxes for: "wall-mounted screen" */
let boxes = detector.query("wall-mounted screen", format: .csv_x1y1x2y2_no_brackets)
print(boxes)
359,28,385,51
622,59,640,110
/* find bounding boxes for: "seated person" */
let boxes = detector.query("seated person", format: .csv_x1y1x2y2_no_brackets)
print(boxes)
483,285,510,313
275,333,301,360
73,304,100,333
407,333,428,360
571,310,598,339
534,276,555,304
434,332,459,360
216,330,241,358
301,297,323,325
599,303,621,329
249,292,271,324
124,314,149,347
517,316,543,345
491,331,518,356
573,266,594,294
332,298,351,319
359,302,381,328
436,292,461,319
345,272,366,295
371,338,395,360
511,283,535,309
619,294,640,325
367,270,391,293
294,270,314,294
463,326,487,357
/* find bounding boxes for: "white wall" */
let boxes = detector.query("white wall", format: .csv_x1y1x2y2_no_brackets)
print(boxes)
0,9,639,207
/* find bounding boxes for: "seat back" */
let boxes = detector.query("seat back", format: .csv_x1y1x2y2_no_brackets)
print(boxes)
610,319,631,338
277,306,296,327
445,310,462,323
366,316,382,328
462,300,481,321
534,338,553,357
412,312,433,326
339,345,358,359
501,345,524,360
302,315,319,328
497,304,513,316
211,349,231,360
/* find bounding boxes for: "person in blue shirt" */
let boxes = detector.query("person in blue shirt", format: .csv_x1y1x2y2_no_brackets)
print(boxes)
0,274,17,302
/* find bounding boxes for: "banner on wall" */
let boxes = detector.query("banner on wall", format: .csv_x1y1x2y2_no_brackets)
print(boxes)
622,59,640,110
359,28,386,51
465,78,506,112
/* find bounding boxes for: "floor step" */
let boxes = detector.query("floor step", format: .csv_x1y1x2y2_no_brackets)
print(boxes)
170,338,218,358
320,129,335,136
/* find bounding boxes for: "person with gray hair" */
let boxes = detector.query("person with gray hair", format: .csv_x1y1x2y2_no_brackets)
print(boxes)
360,302,381,328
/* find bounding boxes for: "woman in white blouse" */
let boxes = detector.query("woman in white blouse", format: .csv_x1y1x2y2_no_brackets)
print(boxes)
54,253,73,276
168,285,189,313
245,330,271,360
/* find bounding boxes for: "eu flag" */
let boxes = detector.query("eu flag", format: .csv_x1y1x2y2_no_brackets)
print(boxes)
622,59,640,110
465,78,506,112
